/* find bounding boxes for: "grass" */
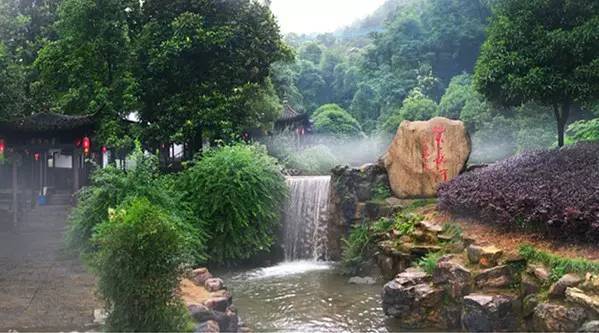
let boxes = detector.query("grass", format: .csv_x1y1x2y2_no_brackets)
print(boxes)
519,244,599,282
440,223,463,243
417,252,443,275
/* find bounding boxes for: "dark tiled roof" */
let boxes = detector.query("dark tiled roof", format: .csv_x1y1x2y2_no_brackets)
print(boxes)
277,104,308,123
0,112,96,133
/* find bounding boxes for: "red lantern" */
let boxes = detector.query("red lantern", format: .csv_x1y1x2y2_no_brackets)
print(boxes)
82,136,91,155
0,139,5,155
101,146,107,154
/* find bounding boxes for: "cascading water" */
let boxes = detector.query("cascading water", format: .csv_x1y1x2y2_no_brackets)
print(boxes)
282,176,331,261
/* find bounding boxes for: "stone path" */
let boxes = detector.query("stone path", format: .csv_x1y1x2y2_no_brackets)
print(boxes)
0,205,99,331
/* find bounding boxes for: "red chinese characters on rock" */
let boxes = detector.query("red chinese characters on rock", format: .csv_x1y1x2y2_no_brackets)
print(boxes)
421,126,449,181
420,138,431,171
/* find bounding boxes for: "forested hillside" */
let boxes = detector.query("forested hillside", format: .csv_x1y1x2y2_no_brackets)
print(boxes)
0,0,597,162
272,0,598,161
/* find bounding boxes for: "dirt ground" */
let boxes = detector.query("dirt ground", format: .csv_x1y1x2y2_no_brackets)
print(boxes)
0,205,100,331
417,204,599,261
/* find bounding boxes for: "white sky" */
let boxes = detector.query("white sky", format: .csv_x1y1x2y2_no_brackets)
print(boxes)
270,0,387,34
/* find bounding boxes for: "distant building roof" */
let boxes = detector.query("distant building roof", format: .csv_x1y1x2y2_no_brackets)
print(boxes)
0,112,96,133
277,103,308,123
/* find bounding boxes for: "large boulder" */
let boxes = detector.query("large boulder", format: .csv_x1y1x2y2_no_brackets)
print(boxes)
382,268,447,328
432,255,472,299
383,117,470,198
533,303,588,332
461,293,519,332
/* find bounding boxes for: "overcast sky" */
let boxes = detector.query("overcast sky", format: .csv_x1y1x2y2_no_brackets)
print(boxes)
270,0,387,34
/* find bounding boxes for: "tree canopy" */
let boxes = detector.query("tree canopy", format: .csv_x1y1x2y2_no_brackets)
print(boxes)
474,0,599,146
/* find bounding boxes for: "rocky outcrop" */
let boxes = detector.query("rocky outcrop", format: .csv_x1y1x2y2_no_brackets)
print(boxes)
382,268,448,328
432,255,472,299
383,117,471,198
549,273,583,298
474,265,513,289
378,216,599,332
461,294,518,332
566,287,599,314
467,244,503,268
327,163,393,260
578,320,599,332
533,303,588,332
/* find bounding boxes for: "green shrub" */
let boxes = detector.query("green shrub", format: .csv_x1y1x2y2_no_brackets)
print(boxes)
311,104,364,138
568,118,599,143
286,144,339,175
393,212,424,236
372,217,394,234
418,252,442,275
519,245,599,282
372,183,392,201
67,147,207,262
92,198,194,332
178,144,287,263
341,223,372,273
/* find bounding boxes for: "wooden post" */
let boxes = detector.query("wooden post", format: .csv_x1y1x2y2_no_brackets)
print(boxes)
12,158,18,230
72,150,80,193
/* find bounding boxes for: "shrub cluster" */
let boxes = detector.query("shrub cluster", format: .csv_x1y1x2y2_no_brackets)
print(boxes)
93,198,193,331
438,142,599,242
67,146,207,262
178,144,287,263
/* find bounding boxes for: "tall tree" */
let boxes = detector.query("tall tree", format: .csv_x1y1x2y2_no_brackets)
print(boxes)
35,0,136,117
474,0,599,147
136,0,289,152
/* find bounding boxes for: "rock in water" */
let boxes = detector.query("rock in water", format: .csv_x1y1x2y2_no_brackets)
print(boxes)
383,117,470,198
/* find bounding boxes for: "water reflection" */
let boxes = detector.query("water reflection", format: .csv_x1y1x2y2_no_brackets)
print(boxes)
220,261,402,332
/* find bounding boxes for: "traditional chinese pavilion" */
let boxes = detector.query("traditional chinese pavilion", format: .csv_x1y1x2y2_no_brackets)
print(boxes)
275,102,311,133
0,112,102,229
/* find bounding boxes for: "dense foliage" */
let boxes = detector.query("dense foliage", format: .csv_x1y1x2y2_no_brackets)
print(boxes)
92,198,193,331
178,144,287,263
135,0,290,151
67,147,206,262
0,0,288,154
311,104,364,137
474,0,599,146
438,142,599,242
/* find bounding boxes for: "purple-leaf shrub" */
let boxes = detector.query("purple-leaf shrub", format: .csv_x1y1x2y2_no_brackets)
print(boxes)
438,142,599,241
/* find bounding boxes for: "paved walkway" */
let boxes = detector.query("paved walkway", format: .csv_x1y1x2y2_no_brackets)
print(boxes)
0,205,100,331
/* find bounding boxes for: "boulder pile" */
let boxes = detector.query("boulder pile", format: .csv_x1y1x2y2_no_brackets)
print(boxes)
380,222,599,331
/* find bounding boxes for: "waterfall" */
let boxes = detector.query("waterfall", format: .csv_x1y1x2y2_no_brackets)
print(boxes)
282,176,331,261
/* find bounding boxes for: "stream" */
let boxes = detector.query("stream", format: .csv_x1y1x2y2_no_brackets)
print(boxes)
220,261,403,332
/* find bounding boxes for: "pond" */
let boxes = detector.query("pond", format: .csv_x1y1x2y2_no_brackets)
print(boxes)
219,261,403,332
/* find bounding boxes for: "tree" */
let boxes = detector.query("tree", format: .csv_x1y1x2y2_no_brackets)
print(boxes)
0,42,26,120
438,74,472,119
136,0,289,152
474,0,599,147
349,83,380,132
311,104,364,138
35,0,137,138
298,42,323,64
380,89,438,133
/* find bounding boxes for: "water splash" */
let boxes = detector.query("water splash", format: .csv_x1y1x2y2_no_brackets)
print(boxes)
283,176,331,261
235,261,333,280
